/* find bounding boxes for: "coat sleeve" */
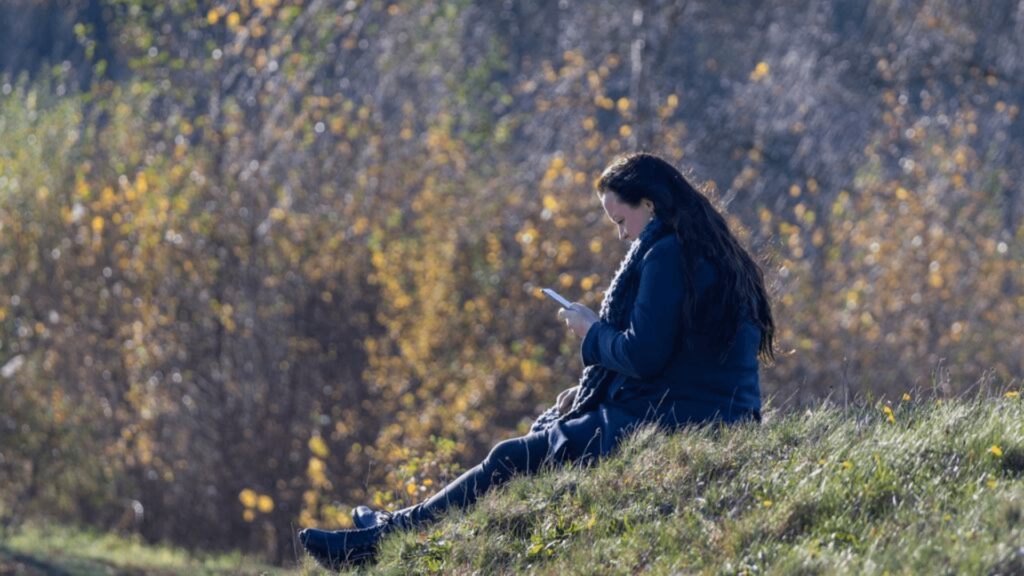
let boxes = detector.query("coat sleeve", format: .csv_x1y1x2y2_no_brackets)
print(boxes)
580,239,688,379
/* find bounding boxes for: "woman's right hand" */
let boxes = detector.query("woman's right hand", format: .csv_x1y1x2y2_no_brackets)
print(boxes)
557,386,579,415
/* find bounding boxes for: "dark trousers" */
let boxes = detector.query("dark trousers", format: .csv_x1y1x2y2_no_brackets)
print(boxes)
401,406,634,525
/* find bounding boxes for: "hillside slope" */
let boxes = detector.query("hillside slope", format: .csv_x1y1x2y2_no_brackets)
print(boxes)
302,394,1023,575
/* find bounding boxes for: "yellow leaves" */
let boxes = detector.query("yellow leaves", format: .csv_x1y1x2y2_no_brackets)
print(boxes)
308,457,330,489
74,176,91,200
989,445,1003,457
308,436,329,458
518,227,538,246
543,195,559,212
811,229,825,247
91,216,105,235
226,12,241,28
580,274,600,291
556,240,576,265
239,489,274,520
99,186,116,207
750,61,770,82
763,500,772,508
239,488,258,509
257,494,274,513
953,147,970,170
1005,391,1020,398
616,97,630,113
902,393,911,401
589,237,602,254
618,124,633,138
950,322,964,342
882,405,895,423
214,302,237,332
519,358,540,381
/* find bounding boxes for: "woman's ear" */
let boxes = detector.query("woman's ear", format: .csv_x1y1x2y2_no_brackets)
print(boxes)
643,199,655,217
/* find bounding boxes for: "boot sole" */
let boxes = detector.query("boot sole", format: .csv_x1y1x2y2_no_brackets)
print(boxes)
300,530,379,568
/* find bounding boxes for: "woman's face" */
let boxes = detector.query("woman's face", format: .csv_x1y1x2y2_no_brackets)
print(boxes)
601,192,654,242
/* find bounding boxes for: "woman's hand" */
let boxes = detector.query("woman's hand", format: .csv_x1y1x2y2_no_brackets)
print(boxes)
557,386,579,415
557,303,599,339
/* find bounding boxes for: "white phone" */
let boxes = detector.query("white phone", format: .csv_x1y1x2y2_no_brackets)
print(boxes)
541,288,573,309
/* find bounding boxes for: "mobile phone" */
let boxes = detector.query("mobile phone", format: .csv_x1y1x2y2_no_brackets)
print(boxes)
541,288,573,309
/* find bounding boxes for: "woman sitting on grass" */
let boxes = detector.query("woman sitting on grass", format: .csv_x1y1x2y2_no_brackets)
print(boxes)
299,151,776,568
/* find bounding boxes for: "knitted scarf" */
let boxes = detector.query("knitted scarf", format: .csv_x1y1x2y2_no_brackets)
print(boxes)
530,218,671,433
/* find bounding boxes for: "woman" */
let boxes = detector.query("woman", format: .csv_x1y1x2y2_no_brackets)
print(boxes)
299,152,775,567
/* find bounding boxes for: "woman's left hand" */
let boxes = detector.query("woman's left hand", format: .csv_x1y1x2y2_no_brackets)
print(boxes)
557,303,599,339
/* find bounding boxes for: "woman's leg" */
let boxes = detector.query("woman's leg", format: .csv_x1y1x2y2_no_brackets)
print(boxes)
299,431,555,567
396,429,552,525
299,408,627,566
396,406,627,526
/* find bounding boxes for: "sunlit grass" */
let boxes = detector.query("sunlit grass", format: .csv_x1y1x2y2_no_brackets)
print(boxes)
1,520,283,575
298,394,1023,575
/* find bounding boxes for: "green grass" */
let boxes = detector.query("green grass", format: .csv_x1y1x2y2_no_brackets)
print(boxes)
6,395,1022,575
0,521,282,575
298,394,1024,575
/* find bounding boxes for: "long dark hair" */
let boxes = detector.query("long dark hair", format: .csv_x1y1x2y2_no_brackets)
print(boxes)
597,152,775,362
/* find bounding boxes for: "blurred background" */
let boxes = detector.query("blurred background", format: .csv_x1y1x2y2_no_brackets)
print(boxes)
1,0,1021,564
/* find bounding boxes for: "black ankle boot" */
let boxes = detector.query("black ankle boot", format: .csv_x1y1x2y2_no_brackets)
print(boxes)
352,505,390,529
298,523,391,568
351,505,422,530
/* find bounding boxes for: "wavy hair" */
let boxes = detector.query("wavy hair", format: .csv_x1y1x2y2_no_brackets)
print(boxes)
597,152,775,362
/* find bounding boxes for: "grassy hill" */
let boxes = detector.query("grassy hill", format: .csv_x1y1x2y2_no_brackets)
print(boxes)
0,522,282,575
300,393,1024,575
4,394,1021,575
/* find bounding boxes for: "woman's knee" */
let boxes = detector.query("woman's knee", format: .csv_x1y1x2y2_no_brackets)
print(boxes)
483,434,547,475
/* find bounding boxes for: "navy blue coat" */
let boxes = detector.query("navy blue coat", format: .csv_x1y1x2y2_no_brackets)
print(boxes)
580,235,762,426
